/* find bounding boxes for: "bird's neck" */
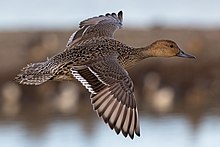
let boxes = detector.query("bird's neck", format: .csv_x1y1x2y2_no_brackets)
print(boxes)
117,45,151,68
138,45,155,58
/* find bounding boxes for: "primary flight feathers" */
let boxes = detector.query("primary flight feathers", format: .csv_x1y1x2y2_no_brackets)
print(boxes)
66,11,123,47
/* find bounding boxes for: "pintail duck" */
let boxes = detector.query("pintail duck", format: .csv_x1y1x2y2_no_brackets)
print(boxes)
15,11,195,139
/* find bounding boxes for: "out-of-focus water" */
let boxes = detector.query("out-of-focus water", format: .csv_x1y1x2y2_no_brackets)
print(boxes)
0,114,220,147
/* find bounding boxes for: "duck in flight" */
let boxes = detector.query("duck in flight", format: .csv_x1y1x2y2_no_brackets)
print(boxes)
15,11,195,139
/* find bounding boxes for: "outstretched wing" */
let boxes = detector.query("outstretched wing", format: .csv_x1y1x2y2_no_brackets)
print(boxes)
70,56,140,139
66,11,123,48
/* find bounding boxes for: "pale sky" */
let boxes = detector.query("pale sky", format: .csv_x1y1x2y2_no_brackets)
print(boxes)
1,0,220,30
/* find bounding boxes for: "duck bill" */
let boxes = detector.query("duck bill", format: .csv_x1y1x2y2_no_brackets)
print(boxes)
177,50,196,59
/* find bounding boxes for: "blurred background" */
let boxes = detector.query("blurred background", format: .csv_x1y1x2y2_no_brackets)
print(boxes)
1,0,220,147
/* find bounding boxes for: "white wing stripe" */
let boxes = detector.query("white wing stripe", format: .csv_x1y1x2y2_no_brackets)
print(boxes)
71,69,96,94
88,67,107,85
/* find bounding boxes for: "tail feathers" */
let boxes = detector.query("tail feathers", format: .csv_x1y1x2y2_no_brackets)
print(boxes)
15,62,53,85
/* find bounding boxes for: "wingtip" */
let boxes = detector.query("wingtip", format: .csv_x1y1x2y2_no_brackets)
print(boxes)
111,12,117,16
129,133,134,139
135,129,140,137
122,130,128,137
118,10,123,15
105,13,110,16
114,127,121,134
118,11,123,22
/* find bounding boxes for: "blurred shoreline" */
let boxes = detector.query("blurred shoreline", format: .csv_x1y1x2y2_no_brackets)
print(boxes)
0,28,220,133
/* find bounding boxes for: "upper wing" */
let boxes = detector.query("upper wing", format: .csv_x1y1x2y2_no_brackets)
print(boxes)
66,11,123,48
70,56,140,139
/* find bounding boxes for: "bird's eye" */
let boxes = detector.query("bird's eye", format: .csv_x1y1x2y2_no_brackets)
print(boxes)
170,44,174,48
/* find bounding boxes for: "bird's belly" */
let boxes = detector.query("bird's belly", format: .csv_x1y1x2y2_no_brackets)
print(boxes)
51,70,75,81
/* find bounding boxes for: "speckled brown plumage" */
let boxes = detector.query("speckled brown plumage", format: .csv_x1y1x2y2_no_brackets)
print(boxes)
15,11,195,139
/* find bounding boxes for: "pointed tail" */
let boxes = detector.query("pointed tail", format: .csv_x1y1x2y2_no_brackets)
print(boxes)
15,62,54,85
